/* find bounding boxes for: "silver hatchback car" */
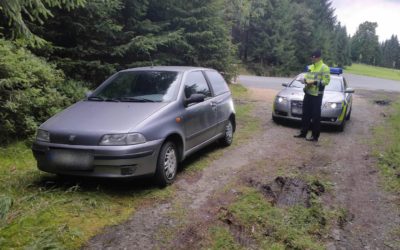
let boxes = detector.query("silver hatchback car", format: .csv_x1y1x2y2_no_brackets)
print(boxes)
32,66,236,186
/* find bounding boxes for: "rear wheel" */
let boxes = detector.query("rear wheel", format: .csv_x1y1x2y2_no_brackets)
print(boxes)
155,141,178,187
219,119,234,147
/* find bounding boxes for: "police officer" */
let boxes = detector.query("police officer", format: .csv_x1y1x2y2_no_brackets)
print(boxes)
294,49,330,142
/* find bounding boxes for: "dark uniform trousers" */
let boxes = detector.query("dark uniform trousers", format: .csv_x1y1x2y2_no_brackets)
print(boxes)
300,93,323,139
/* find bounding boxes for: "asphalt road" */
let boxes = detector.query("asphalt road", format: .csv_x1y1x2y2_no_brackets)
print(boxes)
238,73,400,92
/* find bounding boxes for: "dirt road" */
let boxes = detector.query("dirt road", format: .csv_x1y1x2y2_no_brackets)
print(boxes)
84,88,400,249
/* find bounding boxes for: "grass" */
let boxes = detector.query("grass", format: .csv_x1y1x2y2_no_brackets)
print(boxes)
372,101,400,193
206,186,328,250
372,100,400,248
208,226,243,250
0,84,261,249
346,63,400,81
0,142,174,249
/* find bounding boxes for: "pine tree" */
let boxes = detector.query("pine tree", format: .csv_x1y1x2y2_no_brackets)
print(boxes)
0,0,85,46
351,21,380,65
380,35,400,69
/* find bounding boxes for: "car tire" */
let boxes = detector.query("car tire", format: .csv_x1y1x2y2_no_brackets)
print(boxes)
219,119,234,147
272,115,280,123
154,141,178,187
338,119,346,132
346,107,352,120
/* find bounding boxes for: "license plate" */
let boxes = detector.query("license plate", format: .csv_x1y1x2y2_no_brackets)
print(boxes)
47,149,93,170
292,107,302,115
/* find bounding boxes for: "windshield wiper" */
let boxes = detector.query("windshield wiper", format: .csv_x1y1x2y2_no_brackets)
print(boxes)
87,96,105,101
119,97,156,102
87,96,120,102
104,98,120,102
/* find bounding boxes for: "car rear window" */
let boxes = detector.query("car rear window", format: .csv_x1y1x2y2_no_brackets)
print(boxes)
205,70,230,96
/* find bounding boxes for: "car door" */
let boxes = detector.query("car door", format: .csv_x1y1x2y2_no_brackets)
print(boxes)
204,70,232,134
182,71,217,150
343,77,352,113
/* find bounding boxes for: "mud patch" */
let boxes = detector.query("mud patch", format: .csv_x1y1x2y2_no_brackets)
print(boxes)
249,176,325,207
171,225,204,250
218,207,254,247
374,100,392,106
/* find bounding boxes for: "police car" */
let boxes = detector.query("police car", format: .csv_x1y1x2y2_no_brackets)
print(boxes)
272,68,354,131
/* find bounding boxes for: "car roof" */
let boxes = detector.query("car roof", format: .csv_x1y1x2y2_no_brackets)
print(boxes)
121,66,215,73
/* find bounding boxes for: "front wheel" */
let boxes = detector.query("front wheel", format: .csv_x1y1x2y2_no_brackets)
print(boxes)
155,141,178,187
338,119,346,132
346,107,352,120
219,119,234,147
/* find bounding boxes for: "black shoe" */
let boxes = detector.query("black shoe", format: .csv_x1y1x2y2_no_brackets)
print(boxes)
306,136,318,142
294,133,306,138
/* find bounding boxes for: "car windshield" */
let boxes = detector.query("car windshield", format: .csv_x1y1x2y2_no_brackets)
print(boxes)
288,74,343,92
90,71,181,102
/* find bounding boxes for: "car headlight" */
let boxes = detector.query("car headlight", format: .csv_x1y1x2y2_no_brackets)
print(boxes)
36,129,50,142
99,133,146,146
275,96,288,105
323,102,342,109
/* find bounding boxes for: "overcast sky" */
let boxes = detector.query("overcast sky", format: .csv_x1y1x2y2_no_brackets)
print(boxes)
331,0,400,42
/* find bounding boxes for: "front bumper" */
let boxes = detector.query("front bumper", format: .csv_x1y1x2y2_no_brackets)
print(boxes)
32,139,164,178
273,101,344,125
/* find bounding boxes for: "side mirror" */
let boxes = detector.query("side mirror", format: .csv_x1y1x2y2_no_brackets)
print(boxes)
85,91,93,98
282,83,288,87
345,88,355,93
184,93,205,106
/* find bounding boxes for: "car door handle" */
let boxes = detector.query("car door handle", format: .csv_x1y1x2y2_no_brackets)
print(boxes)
210,102,217,110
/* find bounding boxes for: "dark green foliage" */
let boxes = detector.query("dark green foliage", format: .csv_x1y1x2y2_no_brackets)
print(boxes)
226,0,350,75
0,39,86,142
0,0,85,46
351,21,380,65
380,35,400,69
31,0,237,86
333,23,351,67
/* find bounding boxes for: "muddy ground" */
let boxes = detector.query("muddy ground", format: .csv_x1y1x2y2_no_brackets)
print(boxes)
84,88,400,250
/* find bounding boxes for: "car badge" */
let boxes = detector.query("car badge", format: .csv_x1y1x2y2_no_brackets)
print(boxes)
69,135,76,142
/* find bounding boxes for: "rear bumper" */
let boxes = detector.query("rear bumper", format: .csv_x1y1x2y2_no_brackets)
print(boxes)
32,139,164,178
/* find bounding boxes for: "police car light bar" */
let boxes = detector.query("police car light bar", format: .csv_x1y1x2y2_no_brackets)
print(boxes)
304,66,343,75
330,67,343,75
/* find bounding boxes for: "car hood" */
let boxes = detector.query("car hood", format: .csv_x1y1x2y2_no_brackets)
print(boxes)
278,88,344,103
41,101,169,134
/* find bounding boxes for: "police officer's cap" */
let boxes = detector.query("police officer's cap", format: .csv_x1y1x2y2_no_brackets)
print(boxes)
311,49,322,58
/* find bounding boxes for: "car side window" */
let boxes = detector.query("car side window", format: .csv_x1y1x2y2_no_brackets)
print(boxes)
184,71,211,98
205,70,230,96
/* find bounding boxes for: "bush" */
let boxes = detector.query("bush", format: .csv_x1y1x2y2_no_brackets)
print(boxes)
0,39,87,142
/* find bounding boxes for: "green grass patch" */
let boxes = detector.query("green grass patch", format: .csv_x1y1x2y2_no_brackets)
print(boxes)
207,226,243,250
230,84,262,143
346,63,400,81
205,186,329,250
0,142,173,249
372,101,400,193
